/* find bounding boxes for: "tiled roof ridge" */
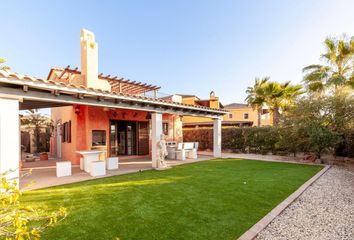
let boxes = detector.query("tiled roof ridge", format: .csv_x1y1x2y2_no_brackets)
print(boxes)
0,69,228,113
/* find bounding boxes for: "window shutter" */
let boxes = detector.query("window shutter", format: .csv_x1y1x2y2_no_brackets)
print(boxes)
61,123,66,143
67,121,72,143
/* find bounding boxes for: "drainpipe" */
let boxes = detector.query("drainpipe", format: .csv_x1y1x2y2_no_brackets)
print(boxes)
173,115,175,141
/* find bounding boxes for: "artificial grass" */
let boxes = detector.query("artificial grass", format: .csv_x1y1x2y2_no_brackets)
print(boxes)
22,159,322,240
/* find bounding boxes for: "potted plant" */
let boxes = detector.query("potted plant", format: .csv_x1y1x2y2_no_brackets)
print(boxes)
40,152,49,161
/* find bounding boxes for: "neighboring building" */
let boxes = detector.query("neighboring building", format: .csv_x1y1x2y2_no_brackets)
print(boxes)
181,93,272,128
181,91,226,128
223,103,273,127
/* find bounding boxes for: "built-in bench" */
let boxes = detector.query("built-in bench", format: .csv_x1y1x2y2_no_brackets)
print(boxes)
174,142,199,161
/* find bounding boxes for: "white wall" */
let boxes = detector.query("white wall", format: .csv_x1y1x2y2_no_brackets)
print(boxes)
213,118,222,157
0,98,20,184
151,112,162,168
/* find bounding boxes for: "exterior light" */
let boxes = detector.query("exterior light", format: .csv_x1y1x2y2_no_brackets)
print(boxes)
75,106,80,114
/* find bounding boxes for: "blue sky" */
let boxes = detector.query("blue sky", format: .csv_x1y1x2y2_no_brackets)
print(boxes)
2,0,354,108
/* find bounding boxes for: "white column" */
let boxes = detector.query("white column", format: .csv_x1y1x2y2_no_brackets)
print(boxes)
0,97,20,185
213,118,222,158
151,112,163,168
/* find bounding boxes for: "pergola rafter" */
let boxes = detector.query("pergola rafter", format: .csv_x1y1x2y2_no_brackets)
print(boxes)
51,66,161,96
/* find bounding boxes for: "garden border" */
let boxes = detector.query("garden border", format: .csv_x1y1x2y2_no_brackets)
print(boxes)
238,164,331,240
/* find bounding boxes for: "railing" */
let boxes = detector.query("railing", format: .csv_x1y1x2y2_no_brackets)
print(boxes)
138,91,180,103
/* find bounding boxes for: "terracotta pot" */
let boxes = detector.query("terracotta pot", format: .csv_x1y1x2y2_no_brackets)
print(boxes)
40,153,49,161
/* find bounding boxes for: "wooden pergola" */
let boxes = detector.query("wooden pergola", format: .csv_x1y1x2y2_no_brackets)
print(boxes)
48,66,161,95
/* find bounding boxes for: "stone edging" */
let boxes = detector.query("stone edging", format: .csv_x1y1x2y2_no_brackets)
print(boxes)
237,165,331,240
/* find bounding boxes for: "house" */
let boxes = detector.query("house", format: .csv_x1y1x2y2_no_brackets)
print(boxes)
0,29,226,183
181,92,272,128
181,91,225,128
223,103,272,127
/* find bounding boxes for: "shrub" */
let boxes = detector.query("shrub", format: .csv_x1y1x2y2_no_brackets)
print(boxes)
222,128,245,152
183,129,213,150
0,171,67,239
183,126,352,159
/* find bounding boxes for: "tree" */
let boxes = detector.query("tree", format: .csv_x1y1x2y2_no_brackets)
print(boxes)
245,77,268,127
0,58,10,71
0,171,67,239
307,124,340,160
303,36,354,92
280,94,350,160
21,110,52,153
262,81,303,126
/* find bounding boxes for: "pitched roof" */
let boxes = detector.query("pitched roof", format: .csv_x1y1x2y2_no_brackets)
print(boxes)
178,94,200,99
0,69,228,116
224,103,249,109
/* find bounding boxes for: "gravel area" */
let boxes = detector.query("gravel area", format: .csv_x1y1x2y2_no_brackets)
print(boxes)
256,166,354,240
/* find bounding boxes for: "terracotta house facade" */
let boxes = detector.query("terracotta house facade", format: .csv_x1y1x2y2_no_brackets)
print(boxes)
50,105,183,165
48,29,189,165
0,29,226,184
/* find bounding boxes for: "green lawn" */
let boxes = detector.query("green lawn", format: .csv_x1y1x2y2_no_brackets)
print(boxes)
22,159,322,240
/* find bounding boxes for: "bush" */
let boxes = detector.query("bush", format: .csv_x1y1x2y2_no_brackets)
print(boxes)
222,128,245,152
183,126,353,158
183,127,280,154
244,127,279,154
183,129,213,150
0,171,67,239
335,131,354,157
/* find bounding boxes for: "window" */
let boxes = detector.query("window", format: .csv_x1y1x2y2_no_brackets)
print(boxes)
228,113,233,119
61,121,71,143
244,113,249,119
92,130,106,146
163,122,169,136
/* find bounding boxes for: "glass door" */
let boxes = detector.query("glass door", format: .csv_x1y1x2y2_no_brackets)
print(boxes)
126,122,137,155
110,121,138,156
118,122,127,155
109,122,118,156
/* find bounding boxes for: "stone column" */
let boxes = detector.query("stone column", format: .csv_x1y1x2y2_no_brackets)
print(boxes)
213,118,222,158
0,97,20,186
151,112,163,168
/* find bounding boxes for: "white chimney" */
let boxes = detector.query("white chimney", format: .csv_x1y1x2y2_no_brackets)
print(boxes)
80,29,111,91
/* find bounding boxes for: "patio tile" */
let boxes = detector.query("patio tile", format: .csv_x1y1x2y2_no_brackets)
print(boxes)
20,154,213,191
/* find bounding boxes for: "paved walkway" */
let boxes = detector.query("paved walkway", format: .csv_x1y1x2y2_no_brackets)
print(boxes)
256,166,354,240
20,154,213,191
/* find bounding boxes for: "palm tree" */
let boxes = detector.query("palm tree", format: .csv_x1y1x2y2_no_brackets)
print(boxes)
262,81,303,126
303,37,354,92
0,58,10,71
245,77,269,127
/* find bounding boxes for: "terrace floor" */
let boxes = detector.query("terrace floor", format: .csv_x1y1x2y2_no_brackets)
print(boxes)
20,154,214,191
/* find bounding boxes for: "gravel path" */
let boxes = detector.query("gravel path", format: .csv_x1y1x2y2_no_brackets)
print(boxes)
256,166,354,240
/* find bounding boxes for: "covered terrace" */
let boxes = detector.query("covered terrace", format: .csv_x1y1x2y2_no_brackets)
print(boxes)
0,69,227,186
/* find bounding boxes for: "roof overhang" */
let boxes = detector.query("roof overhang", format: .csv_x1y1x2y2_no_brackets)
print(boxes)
0,70,228,118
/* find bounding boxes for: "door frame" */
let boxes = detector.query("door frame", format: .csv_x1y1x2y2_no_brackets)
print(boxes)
56,123,62,158
109,120,149,157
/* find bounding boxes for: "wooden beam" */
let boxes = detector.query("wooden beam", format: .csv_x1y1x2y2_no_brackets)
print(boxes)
52,90,60,96
0,87,222,118
77,93,84,99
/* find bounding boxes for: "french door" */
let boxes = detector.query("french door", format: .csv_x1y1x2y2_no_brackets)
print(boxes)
110,121,149,156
